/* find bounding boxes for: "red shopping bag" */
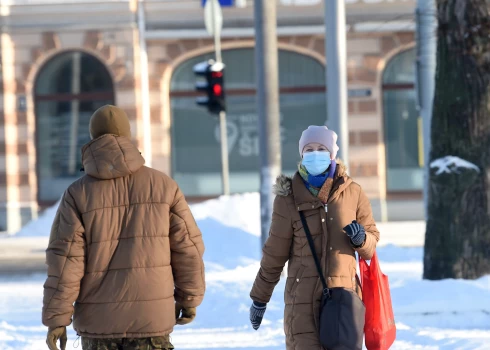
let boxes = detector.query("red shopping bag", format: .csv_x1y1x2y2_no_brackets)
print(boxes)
359,251,396,350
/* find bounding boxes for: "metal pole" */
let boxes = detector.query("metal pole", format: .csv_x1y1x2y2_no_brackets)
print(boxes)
254,0,281,248
324,0,349,166
416,0,437,219
211,0,229,195
211,0,222,63
138,0,152,167
68,51,81,175
219,111,230,195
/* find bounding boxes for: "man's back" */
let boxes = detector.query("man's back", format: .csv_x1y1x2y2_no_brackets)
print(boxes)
42,106,205,348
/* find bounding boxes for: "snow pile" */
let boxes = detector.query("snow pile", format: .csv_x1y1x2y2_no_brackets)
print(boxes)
13,200,60,237
13,193,426,248
13,194,261,238
191,193,261,237
430,156,480,175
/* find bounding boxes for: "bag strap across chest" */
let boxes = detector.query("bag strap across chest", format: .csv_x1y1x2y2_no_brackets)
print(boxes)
299,211,330,297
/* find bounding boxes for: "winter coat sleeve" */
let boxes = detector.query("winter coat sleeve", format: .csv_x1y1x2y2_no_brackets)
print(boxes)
42,189,86,328
250,195,294,304
169,187,205,308
355,187,379,260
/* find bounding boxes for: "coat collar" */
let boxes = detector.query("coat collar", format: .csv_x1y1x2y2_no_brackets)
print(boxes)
280,159,352,211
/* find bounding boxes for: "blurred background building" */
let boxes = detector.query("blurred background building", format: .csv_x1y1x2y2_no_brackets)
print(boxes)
0,0,420,233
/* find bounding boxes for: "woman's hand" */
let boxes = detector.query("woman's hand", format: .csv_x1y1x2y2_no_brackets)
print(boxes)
343,220,366,248
250,301,267,330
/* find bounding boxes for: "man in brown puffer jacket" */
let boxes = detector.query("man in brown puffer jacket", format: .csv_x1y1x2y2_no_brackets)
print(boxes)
42,105,205,350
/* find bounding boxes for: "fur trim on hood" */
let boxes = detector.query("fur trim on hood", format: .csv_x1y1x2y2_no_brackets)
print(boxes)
273,174,293,197
273,159,347,197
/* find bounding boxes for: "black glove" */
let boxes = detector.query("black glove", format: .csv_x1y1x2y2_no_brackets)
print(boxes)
343,220,366,247
250,301,267,330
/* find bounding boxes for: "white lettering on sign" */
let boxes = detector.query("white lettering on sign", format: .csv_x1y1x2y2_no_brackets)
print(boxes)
214,121,239,154
214,113,286,157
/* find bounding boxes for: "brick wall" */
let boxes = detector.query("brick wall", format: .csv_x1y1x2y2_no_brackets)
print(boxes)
346,32,415,198
151,32,415,200
0,27,138,232
0,25,415,231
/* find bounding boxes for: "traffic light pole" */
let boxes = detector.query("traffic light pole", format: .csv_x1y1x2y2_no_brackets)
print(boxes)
211,0,230,196
324,1,349,165
254,0,281,249
416,0,436,219
218,110,230,196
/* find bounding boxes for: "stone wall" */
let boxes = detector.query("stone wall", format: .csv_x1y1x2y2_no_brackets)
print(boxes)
0,27,138,232
0,23,415,231
146,31,415,199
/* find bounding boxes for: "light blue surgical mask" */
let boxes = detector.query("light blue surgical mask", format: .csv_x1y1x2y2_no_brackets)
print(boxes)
302,151,331,176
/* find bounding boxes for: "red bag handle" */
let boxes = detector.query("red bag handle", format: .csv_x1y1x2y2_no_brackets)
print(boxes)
359,251,379,285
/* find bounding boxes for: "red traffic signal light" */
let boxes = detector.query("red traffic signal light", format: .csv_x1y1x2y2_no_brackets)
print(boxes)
213,84,223,96
193,60,226,114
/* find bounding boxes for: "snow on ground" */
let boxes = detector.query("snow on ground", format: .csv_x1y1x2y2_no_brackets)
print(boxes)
12,193,425,247
1,194,490,349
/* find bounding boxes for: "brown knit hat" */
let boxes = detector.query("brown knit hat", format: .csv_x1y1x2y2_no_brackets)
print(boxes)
89,105,131,140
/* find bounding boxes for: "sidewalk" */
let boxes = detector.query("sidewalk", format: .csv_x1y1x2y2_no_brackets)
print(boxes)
0,221,426,274
0,237,48,274
377,220,425,247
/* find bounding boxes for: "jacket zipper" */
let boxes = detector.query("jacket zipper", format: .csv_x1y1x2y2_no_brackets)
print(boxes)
323,203,330,288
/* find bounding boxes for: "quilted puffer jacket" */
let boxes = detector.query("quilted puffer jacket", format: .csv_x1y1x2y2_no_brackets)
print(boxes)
42,134,205,338
250,162,379,349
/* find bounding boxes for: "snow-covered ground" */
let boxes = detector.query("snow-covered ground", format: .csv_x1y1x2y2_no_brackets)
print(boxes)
1,194,490,349
12,193,425,247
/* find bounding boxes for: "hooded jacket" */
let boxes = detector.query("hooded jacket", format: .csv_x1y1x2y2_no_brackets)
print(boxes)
42,134,205,338
250,162,379,350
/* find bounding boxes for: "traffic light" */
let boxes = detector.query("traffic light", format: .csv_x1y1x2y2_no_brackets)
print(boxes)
193,60,226,114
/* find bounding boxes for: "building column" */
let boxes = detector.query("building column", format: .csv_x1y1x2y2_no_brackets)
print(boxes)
1,32,38,234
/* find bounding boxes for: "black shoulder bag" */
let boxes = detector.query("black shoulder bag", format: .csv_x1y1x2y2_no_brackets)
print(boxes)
299,212,365,350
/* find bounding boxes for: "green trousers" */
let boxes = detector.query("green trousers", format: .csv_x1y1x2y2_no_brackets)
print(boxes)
81,336,175,350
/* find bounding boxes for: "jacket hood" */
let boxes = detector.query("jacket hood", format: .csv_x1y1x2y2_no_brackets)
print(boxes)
81,134,145,180
273,159,349,198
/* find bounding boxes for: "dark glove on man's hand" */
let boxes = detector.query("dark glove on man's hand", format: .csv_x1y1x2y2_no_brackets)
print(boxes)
343,220,366,247
250,301,267,330
175,302,197,325
46,326,67,350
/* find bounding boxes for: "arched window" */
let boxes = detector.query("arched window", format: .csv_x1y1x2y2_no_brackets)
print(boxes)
382,48,421,192
35,51,114,203
170,48,327,196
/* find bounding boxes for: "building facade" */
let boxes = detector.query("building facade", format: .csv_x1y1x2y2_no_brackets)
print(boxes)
0,0,420,233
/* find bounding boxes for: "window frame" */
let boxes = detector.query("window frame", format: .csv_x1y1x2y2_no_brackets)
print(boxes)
34,51,115,206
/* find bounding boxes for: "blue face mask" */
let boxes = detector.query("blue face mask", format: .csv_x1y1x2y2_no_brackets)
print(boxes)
302,151,331,176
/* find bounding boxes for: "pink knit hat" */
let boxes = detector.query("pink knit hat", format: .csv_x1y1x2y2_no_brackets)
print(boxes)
299,125,339,159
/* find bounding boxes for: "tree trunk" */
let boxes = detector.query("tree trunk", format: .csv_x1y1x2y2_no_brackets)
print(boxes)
424,0,490,280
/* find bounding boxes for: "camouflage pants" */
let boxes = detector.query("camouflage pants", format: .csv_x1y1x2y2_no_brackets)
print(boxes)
81,336,174,350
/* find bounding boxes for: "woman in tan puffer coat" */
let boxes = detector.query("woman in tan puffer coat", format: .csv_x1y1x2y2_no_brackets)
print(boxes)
42,105,205,350
249,125,379,350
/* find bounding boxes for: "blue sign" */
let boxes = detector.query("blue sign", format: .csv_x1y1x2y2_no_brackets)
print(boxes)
202,0,234,7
